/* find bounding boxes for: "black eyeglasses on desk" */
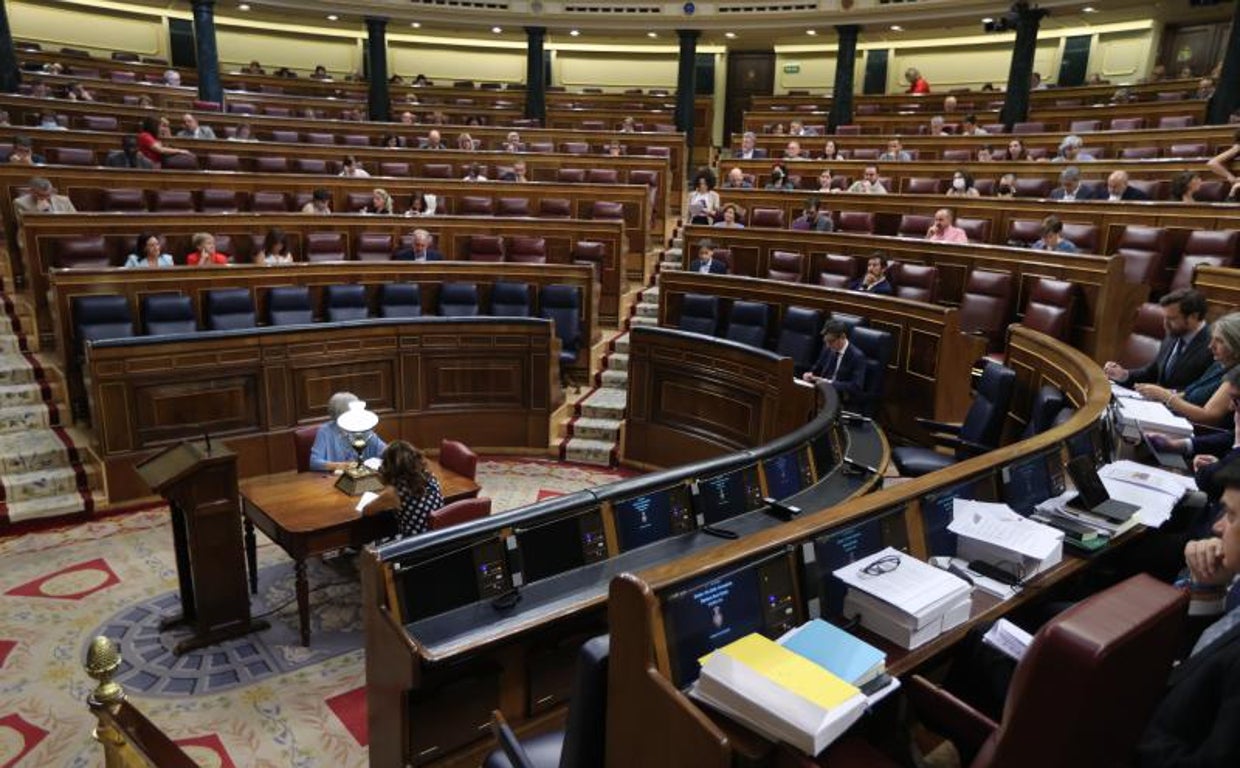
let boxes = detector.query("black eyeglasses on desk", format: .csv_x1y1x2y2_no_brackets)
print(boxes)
860,554,901,577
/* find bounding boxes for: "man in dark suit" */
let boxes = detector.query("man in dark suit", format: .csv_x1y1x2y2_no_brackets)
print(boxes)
802,319,868,403
1135,459,1240,767
1048,166,1095,201
393,228,444,261
689,239,728,274
1105,289,1212,390
1102,170,1151,201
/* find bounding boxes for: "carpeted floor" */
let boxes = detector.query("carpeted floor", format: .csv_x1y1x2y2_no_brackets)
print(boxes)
0,457,634,767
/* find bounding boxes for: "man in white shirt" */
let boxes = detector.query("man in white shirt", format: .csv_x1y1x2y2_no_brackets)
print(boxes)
736,131,761,160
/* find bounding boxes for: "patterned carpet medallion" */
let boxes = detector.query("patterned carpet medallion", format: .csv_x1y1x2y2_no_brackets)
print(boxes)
0,458,633,767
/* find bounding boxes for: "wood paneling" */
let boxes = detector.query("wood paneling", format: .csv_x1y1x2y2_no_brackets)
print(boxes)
87,319,561,501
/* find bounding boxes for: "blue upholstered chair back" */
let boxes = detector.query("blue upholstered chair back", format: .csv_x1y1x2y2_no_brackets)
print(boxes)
205,288,256,331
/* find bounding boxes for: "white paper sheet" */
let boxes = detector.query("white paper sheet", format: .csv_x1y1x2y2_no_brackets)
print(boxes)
948,500,1063,560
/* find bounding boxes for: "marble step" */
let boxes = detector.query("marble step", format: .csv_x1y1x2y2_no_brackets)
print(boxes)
0,383,51,409
1,465,94,505
611,333,630,354
0,404,54,434
577,388,626,420
640,286,660,303
0,429,80,475
1,490,101,525
562,438,616,467
599,369,628,389
664,247,683,261
0,354,35,386
568,417,622,441
0,335,27,355
606,352,629,372
629,315,657,328
635,302,659,319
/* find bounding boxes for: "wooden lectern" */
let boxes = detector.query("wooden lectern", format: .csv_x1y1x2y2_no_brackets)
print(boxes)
136,440,268,654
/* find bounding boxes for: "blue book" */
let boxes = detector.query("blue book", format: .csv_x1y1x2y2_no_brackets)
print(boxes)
779,619,886,687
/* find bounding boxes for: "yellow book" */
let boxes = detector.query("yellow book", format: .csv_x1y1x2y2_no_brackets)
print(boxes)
706,633,860,711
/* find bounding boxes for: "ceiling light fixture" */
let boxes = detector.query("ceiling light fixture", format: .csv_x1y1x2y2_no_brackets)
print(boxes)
326,14,338,21
569,29,580,36
806,29,817,36
724,32,736,39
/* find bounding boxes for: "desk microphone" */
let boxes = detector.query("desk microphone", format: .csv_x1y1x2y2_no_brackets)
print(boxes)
839,411,872,426
761,497,801,522
697,520,740,540
841,455,879,476
490,587,522,611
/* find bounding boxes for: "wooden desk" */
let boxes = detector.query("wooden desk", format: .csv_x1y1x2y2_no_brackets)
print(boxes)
240,464,480,646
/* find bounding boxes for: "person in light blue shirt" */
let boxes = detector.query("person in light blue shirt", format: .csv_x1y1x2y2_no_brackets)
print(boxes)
123,233,175,268
1029,216,1079,253
310,391,387,472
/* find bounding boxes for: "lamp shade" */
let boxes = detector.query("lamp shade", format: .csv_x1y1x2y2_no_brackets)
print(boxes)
336,400,379,434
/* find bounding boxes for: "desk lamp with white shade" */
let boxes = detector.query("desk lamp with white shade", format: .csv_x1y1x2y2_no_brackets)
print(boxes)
335,400,384,496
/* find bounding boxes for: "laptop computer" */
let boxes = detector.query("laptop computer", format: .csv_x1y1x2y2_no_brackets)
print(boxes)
1066,456,1141,522
1138,427,1189,471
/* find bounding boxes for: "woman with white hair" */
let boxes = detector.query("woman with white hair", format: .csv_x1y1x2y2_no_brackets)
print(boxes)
309,392,388,472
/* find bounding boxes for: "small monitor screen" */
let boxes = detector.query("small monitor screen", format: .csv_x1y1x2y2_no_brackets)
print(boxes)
1002,450,1063,516
394,536,510,624
806,507,909,619
694,466,764,525
515,507,609,584
763,448,814,499
662,551,799,687
613,484,695,552
920,475,999,557
810,426,843,481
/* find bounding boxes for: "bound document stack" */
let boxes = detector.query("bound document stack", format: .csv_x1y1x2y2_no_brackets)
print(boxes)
693,632,867,756
948,499,1064,581
833,548,973,650
1114,395,1193,439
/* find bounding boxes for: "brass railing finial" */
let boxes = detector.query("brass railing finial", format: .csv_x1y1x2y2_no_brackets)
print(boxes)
85,635,125,706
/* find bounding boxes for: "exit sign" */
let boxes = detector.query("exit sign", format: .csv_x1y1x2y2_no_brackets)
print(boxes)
783,64,801,74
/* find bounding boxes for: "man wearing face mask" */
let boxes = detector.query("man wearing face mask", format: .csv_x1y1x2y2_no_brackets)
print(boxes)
846,166,888,194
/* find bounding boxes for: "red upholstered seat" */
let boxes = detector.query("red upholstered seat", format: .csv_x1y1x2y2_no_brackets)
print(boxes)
893,263,940,303
271,130,300,143
56,235,111,269
467,234,505,262
1013,178,1052,198
818,253,859,288
1110,117,1144,130
957,218,989,243
102,188,147,212
430,497,491,530
439,439,479,494
356,233,394,261
82,115,118,131
1069,119,1101,133
837,211,875,234
1168,143,1207,158
557,168,586,183
205,153,241,171
497,197,532,216
749,207,785,228
422,163,454,179
153,190,195,212
1061,223,1099,253
1158,115,1194,129
908,574,1185,768
959,269,1014,351
255,156,289,174
1114,225,1169,284
591,201,624,220
293,158,328,174
1119,146,1159,160
1022,277,1076,341
561,142,590,154
379,162,410,176
1012,121,1045,134
586,168,619,184
163,152,198,170
459,196,495,215
1118,303,1166,370
508,236,547,264
1170,230,1240,290
342,134,370,147
305,232,347,262
539,198,572,218
898,214,934,238
767,251,804,282
904,177,943,195
251,191,289,212
1007,219,1041,246
200,189,240,214
48,147,94,165
294,425,319,473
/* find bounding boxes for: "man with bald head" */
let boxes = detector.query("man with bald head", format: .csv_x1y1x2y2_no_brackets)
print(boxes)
1104,170,1150,201
394,229,444,261
177,113,216,140
926,208,969,243
424,130,444,150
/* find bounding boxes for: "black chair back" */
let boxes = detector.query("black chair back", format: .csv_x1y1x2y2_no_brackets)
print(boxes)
678,293,720,336
775,306,824,374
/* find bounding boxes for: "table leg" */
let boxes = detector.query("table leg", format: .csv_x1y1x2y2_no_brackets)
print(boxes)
244,518,258,595
294,558,310,647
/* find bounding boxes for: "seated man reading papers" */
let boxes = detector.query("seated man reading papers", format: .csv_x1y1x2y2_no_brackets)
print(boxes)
802,320,867,405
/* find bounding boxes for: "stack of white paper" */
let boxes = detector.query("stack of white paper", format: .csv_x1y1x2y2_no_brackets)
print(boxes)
1115,397,1193,438
948,499,1064,580
834,548,973,650
1096,460,1195,528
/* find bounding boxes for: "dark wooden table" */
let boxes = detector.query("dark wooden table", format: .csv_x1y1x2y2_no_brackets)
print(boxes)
239,463,480,646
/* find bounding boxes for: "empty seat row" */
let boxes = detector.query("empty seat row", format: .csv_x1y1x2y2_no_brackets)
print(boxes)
72,282,582,366
794,114,1198,137
52,232,610,267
